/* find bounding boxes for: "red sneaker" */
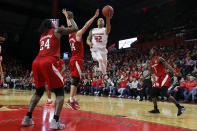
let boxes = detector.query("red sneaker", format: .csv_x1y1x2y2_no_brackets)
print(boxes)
74,100,80,109
66,100,78,110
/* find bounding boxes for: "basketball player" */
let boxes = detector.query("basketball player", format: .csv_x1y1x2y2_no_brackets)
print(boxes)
0,37,5,88
62,9,99,110
22,9,78,130
144,47,185,116
86,11,112,79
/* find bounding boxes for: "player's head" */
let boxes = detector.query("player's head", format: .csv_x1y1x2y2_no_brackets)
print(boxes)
39,19,55,34
150,47,158,57
97,18,105,28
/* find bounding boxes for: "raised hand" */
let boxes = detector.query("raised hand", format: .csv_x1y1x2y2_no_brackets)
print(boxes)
62,8,68,17
94,9,99,18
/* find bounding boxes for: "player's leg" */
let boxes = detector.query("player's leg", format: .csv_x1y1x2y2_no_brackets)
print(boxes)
45,85,53,105
149,87,160,113
45,59,65,129
160,74,185,116
161,86,185,116
101,49,108,79
22,59,45,126
50,87,65,129
73,60,82,106
66,77,80,110
96,51,106,75
91,50,98,62
66,60,82,110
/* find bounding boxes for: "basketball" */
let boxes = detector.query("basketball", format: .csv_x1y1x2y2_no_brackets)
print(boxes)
102,5,114,17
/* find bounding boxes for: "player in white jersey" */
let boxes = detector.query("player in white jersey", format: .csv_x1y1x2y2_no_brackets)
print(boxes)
87,13,112,78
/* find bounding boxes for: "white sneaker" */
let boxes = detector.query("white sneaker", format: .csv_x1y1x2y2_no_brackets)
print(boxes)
50,119,65,130
104,75,108,80
22,116,34,126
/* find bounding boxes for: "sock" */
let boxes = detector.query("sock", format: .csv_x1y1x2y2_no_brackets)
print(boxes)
154,106,158,110
73,96,77,101
176,104,181,108
48,99,52,102
26,112,32,118
70,97,73,103
53,115,59,122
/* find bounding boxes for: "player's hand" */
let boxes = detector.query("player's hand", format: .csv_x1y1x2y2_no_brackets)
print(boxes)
62,8,68,17
94,9,99,18
176,72,182,77
106,12,113,19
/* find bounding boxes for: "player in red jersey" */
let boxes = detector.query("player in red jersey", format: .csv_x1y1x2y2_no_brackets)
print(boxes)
62,9,99,110
144,47,185,116
22,9,78,130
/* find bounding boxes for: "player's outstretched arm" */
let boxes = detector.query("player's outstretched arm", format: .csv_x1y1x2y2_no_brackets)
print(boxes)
105,12,112,34
76,9,99,41
86,30,93,48
158,57,181,77
58,9,78,35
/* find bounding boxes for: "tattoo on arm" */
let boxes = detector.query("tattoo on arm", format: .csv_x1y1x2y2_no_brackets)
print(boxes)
159,57,176,74
57,19,78,35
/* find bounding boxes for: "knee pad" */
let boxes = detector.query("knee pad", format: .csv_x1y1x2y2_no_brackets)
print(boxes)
71,77,80,86
54,87,64,96
35,87,45,97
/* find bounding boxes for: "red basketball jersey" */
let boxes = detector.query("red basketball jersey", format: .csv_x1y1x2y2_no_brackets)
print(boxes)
38,29,60,58
69,33,84,60
150,56,167,77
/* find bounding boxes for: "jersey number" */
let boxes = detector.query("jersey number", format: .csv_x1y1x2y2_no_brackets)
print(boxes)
94,36,102,42
40,39,50,50
69,38,76,51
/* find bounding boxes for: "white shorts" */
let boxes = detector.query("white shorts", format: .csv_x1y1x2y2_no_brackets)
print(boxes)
90,48,108,61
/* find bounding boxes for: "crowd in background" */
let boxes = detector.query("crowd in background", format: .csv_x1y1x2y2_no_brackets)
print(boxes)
1,41,197,103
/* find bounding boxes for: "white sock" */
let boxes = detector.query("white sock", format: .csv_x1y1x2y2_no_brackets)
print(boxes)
70,97,73,103
48,99,52,102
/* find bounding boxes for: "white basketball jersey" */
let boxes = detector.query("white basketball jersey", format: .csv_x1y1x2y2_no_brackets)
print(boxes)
91,27,108,49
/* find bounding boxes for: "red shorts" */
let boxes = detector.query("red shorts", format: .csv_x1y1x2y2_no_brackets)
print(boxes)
32,56,64,90
69,59,83,78
152,74,170,88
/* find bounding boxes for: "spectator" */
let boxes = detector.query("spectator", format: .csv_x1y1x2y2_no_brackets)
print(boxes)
130,77,138,99
184,75,197,102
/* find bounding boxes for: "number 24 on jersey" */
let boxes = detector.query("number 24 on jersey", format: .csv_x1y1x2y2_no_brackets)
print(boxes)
40,39,50,50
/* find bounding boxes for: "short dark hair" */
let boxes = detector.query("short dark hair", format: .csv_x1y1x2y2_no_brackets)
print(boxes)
38,19,54,34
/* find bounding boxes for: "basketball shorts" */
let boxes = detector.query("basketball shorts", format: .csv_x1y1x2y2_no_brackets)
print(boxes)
69,59,83,78
151,74,170,88
90,48,108,62
32,56,64,90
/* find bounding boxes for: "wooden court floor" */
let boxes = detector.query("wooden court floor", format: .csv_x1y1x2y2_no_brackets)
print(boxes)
0,89,197,131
